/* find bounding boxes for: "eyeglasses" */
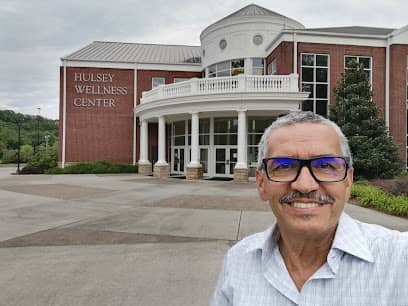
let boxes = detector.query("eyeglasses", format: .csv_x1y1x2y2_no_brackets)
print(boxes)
262,156,350,183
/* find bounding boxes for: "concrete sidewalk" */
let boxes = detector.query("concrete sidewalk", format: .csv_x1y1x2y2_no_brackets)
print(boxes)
0,167,406,306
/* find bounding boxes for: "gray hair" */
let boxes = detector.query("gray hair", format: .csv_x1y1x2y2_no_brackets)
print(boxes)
257,111,353,170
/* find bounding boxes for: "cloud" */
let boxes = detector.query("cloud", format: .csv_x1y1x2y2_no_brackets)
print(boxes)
1,0,407,119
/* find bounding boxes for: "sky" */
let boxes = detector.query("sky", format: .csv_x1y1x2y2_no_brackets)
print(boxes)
0,0,407,119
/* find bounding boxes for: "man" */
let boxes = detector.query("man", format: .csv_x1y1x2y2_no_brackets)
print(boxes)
210,111,407,306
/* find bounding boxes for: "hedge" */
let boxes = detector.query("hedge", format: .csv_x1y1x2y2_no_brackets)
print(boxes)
47,160,138,174
351,182,408,217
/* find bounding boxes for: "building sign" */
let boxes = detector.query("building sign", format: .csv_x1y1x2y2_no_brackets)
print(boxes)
72,72,129,108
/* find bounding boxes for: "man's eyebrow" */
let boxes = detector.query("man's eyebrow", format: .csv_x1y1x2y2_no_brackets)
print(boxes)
313,154,342,158
269,154,340,159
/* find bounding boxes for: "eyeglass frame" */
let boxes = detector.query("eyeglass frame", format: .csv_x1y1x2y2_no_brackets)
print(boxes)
261,156,351,183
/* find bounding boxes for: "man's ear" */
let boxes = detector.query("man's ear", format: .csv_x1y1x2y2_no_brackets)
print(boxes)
344,167,354,201
256,169,269,201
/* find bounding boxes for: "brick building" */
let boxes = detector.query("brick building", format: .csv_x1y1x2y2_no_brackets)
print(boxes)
59,4,408,181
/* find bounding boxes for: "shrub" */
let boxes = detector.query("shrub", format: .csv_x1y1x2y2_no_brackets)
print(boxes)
351,182,408,217
330,60,403,179
47,160,138,174
1,149,17,163
369,176,408,196
394,176,408,196
19,164,44,174
20,144,34,163
29,151,57,170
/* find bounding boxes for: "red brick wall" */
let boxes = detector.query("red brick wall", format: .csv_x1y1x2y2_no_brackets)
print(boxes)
59,67,134,164
297,43,386,116
136,70,201,163
266,42,293,75
266,41,407,161
136,70,201,104
389,45,408,161
267,42,387,114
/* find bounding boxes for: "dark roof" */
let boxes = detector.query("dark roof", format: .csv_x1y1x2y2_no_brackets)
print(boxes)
62,41,201,65
219,3,288,19
205,4,302,29
300,26,395,36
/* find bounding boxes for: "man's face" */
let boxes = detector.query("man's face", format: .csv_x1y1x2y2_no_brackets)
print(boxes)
256,122,353,238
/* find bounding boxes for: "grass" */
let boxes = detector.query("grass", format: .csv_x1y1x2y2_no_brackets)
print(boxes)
351,181,408,217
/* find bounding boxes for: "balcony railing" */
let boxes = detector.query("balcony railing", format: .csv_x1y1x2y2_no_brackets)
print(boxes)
141,74,299,104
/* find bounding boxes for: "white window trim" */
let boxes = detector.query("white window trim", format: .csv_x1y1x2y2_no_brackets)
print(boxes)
300,53,330,116
207,59,245,78
152,77,165,88
267,59,277,75
344,55,373,86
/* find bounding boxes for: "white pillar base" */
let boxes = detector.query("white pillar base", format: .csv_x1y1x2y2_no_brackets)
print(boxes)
186,165,203,180
138,160,152,176
233,167,249,183
153,163,170,178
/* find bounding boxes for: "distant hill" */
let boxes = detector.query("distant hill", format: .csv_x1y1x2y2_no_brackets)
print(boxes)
0,109,59,154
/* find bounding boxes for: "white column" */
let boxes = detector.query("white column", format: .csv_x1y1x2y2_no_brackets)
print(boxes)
138,119,149,163
244,58,252,75
132,67,137,165
235,110,247,169
188,112,201,167
62,61,67,168
156,116,168,165
385,38,390,128
293,32,298,75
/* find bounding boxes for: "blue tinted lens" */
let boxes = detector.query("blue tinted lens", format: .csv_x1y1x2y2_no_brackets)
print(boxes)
269,158,299,170
311,157,345,169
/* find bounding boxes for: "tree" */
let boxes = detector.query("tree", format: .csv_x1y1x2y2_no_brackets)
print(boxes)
20,144,34,162
330,60,403,180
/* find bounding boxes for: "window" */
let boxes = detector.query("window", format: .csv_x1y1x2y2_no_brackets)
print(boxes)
301,53,329,117
214,118,238,145
345,56,372,84
252,58,264,75
173,78,190,83
199,118,210,145
208,59,245,78
267,60,277,75
232,59,245,76
172,121,185,146
247,117,275,176
152,77,165,88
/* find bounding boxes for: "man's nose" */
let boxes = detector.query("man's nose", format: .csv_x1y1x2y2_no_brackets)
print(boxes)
291,166,319,193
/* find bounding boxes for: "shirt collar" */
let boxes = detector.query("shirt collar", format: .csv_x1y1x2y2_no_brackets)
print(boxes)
331,212,374,263
245,212,374,263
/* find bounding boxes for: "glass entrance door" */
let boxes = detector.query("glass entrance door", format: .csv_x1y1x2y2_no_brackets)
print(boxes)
215,147,237,176
172,147,185,174
200,147,209,176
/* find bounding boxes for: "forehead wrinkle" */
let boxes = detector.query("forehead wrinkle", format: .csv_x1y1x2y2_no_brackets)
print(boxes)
266,123,342,158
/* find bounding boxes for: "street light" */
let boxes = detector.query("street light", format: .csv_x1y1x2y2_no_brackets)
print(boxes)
44,135,50,153
36,107,41,153
16,120,22,174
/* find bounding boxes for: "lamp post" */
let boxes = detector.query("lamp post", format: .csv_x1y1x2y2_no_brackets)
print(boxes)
16,121,22,174
36,107,41,153
44,135,50,153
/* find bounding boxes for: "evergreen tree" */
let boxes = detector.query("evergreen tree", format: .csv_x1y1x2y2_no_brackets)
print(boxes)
330,60,403,180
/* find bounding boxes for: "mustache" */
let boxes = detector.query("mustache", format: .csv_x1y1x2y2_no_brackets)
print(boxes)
279,191,334,205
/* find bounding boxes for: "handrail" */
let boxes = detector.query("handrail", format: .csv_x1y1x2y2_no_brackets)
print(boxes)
140,74,299,104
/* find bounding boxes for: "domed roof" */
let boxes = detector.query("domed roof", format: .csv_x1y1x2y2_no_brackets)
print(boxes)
200,4,304,39
220,3,291,19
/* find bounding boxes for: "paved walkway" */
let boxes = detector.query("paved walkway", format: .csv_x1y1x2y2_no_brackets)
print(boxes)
0,166,406,306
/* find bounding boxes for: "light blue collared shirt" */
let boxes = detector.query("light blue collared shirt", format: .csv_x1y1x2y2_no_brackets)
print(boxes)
210,212,408,306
